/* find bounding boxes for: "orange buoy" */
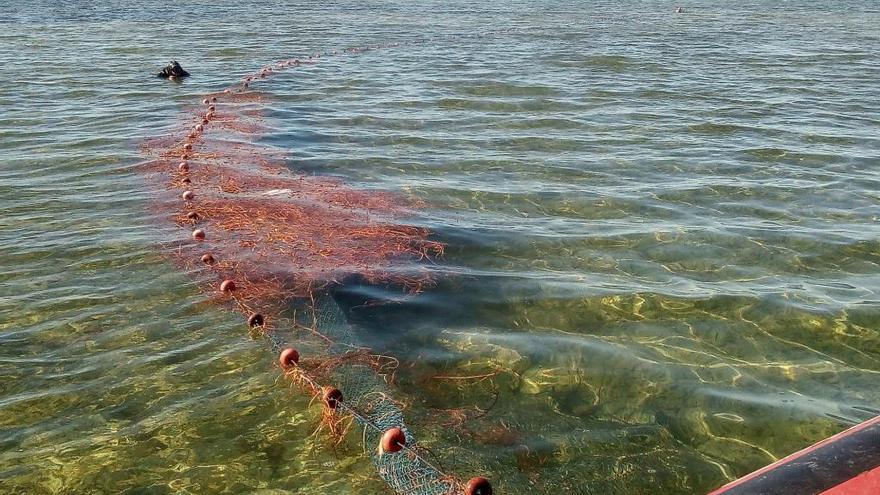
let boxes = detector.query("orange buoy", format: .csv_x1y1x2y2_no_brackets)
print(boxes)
181,177,191,184
380,427,406,453
278,348,299,369
178,161,189,172
192,229,205,241
219,279,235,292
224,88,231,94
208,105,215,112
201,118,209,125
247,313,264,327
187,211,199,220
182,190,194,200
211,96,217,103
200,253,214,264
202,98,209,105
195,124,204,133
323,387,342,409
183,143,193,152
465,477,493,495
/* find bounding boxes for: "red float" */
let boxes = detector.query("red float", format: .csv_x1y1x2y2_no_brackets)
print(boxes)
192,229,205,241
182,190,194,200
323,387,342,409
465,477,493,495
200,253,214,264
219,279,236,292
178,161,189,172
278,348,299,369
247,313,265,327
380,427,406,453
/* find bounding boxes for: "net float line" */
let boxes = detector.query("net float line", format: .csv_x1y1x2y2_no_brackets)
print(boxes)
276,341,493,495
142,82,444,318
139,33,513,495
139,34,470,330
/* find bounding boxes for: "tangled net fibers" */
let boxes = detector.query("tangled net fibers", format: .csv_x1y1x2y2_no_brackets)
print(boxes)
139,38,494,495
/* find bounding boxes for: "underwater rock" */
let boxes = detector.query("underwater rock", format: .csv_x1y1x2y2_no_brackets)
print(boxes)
517,367,600,417
549,381,600,418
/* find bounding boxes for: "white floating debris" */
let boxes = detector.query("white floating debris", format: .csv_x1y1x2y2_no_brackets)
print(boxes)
262,189,292,196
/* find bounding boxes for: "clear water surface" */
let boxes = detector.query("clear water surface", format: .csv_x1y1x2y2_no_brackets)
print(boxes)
2,1,880,493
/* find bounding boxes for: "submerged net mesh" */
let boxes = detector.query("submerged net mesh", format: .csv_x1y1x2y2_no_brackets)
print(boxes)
138,35,507,495
265,295,459,495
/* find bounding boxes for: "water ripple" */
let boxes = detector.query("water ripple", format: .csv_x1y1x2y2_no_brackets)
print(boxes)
2,1,880,494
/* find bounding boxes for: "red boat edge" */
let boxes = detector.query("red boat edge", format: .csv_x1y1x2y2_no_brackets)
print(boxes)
707,415,880,495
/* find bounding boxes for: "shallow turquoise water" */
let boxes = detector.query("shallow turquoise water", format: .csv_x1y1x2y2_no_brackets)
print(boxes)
2,1,880,494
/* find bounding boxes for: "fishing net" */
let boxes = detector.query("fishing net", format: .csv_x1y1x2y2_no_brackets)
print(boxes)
138,36,500,495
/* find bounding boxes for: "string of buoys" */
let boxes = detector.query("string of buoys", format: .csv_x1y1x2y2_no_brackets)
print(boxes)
277,346,493,495
155,32,513,495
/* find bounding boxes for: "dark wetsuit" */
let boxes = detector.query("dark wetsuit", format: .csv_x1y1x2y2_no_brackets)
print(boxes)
157,60,190,79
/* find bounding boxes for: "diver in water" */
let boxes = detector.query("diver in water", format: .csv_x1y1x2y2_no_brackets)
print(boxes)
157,60,190,80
